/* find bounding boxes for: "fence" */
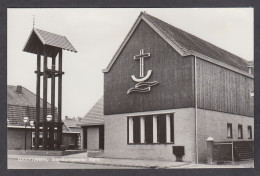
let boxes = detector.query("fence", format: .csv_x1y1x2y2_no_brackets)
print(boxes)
207,138,254,164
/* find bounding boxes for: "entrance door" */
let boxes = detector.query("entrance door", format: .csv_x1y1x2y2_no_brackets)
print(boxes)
83,125,104,150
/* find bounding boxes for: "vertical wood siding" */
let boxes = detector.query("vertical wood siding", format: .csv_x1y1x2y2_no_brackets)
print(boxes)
104,20,195,115
196,58,254,117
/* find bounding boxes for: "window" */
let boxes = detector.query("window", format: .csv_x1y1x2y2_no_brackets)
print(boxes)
248,126,252,139
32,131,43,147
238,125,243,139
140,117,145,143
152,116,158,143
77,133,81,148
227,123,232,138
145,115,153,144
128,117,134,143
127,113,174,144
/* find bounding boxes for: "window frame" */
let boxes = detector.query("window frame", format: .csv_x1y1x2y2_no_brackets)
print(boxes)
32,131,43,147
248,125,252,139
238,124,243,139
127,112,174,145
227,123,233,139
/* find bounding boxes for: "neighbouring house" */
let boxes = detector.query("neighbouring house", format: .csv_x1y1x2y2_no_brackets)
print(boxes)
80,97,104,151
100,12,254,163
7,85,80,150
63,117,85,149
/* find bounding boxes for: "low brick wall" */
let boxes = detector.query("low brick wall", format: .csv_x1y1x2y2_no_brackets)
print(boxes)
8,128,32,150
213,143,232,162
197,109,254,163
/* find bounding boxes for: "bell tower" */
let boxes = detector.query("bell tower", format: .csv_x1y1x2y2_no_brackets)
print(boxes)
23,28,77,150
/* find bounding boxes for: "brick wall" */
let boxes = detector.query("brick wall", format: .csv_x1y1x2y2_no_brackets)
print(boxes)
8,128,33,150
104,108,196,162
197,108,254,163
8,127,78,150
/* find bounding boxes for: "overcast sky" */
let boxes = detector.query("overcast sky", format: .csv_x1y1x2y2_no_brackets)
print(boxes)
7,8,253,118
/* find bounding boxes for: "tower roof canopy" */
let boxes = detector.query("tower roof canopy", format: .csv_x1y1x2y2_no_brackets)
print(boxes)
23,28,77,58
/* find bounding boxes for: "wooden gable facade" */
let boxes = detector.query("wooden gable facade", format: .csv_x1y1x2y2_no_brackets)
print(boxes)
104,19,195,115
196,58,253,117
103,12,253,117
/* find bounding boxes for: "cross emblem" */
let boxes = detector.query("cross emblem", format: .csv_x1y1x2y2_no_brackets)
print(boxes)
127,49,158,94
134,49,150,78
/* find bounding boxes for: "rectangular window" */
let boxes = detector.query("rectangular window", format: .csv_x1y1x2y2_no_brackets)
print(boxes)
133,117,140,144
152,115,158,143
248,126,252,139
145,116,153,144
39,131,43,147
128,113,174,144
128,117,134,143
32,131,43,147
227,123,232,138
238,124,243,139
32,132,35,147
157,114,166,143
140,117,145,143
170,114,174,143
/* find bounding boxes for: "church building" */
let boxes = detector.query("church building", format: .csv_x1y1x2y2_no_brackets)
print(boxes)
101,12,254,163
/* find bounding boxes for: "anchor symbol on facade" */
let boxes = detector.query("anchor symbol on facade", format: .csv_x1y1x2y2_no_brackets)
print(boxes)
131,49,152,82
127,49,158,94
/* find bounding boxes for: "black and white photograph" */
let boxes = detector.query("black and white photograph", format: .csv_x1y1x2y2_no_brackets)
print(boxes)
6,8,254,169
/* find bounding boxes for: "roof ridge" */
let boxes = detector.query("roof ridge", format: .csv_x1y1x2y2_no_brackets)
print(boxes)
35,28,66,37
143,13,251,65
103,11,252,74
142,13,188,52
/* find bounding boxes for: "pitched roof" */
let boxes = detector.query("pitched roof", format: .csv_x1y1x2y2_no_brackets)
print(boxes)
23,28,77,57
34,28,77,52
7,105,53,126
81,96,104,126
63,119,86,127
7,85,51,108
103,12,252,76
7,85,55,126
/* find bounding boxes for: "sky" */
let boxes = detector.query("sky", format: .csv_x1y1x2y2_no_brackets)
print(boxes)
7,8,254,118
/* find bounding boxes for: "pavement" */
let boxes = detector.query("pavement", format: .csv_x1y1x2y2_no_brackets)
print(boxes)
8,152,254,169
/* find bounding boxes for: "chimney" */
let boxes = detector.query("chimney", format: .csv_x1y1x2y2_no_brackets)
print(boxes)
247,61,254,74
16,85,23,94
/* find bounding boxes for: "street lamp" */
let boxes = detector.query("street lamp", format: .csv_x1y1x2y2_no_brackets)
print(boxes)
23,117,29,150
29,120,34,150
46,115,53,122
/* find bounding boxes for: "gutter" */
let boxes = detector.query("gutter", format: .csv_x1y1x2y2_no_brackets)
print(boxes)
194,56,198,164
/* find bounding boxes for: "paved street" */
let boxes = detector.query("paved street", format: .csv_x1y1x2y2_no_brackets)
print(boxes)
8,158,141,169
7,152,254,169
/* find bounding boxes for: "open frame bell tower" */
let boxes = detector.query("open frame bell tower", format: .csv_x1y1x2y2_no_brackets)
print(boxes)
23,28,77,150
